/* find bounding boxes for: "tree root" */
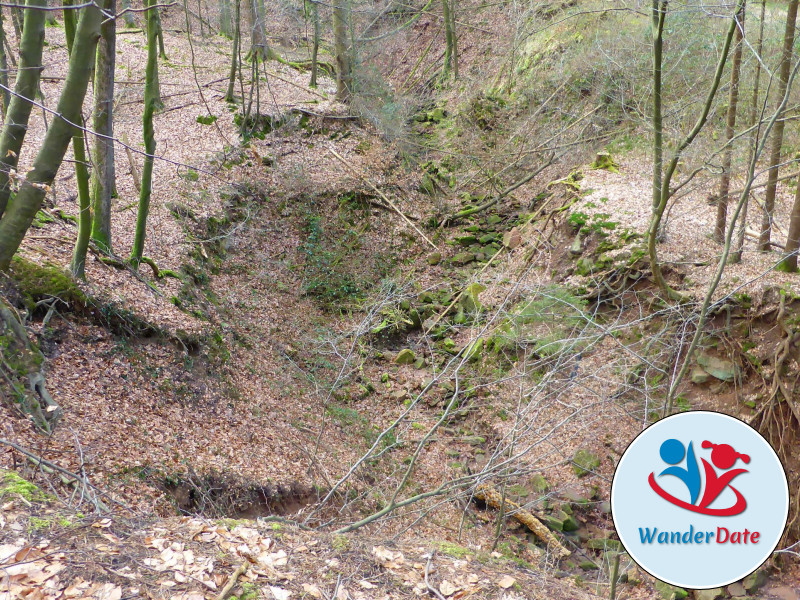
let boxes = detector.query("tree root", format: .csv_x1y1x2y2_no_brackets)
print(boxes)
99,254,181,280
474,483,571,558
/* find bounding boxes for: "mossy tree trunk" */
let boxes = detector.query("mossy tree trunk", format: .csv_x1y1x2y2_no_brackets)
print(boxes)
333,0,351,101
0,9,9,115
441,0,457,82
245,0,272,61
219,0,232,37
121,0,136,27
758,0,798,251
0,2,101,271
89,0,116,253
714,1,744,244
45,0,57,26
309,0,319,87
225,0,240,101
731,0,766,264
63,0,91,278
129,0,159,267
0,0,47,221
648,0,743,300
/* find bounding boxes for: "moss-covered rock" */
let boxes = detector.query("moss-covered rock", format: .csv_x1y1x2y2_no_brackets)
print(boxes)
572,449,601,477
394,349,416,365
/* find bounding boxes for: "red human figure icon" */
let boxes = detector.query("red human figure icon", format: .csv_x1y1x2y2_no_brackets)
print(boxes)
698,441,750,509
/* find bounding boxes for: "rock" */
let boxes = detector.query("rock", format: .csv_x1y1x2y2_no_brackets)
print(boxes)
579,560,598,571
575,256,594,276
694,588,723,600
487,215,502,225
696,352,737,382
572,449,601,477
455,235,478,246
591,151,620,173
570,234,583,256
690,366,710,384
561,486,591,506
452,252,476,266
460,283,486,313
725,583,745,597
464,338,484,361
548,509,579,531
426,252,442,265
394,349,416,365
599,501,611,514
655,581,688,600
413,357,425,369
462,435,486,446
479,233,498,244
503,227,522,249
742,568,767,593
445,449,460,457
586,538,622,552
763,585,800,600
529,474,549,493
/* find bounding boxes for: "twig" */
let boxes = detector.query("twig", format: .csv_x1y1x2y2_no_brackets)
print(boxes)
424,551,446,600
122,133,141,192
327,146,437,249
215,561,248,600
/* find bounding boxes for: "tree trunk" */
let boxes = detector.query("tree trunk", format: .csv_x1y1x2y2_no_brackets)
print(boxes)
780,168,800,271
731,0,766,264
0,0,46,222
89,0,116,253
246,0,271,61
0,9,9,116
648,0,743,300
714,1,745,243
309,0,319,87
441,0,457,81
130,0,159,267
0,3,101,271
121,0,136,27
11,5,22,42
225,0,239,101
333,0,351,101
63,0,91,278
219,0,231,37
45,0,57,26
758,0,798,251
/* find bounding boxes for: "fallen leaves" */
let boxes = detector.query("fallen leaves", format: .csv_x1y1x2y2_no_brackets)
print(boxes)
497,575,516,589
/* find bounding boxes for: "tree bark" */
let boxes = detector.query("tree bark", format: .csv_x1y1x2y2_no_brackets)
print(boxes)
219,0,232,37
225,0,240,101
63,0,91,278
0,3,101,271
309,0,319,87
714,1,745,243
45,0,57,26
731,0,766,264
0,0,46,221
89,0,116,253
245,0,271,61
121,0,136,27
441,0,457,81
130,0,158,267
0,9,9,116
758,0,798,251
333,0,351,101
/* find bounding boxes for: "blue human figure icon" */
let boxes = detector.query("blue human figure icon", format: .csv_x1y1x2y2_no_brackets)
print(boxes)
658,438,701,505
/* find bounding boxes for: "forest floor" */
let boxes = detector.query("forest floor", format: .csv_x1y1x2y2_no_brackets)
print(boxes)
1,6,800,600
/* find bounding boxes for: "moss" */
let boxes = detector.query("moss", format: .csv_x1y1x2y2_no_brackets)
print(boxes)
9,257,87,309
332,534,349,551
0,470,50,503
436,541,471,558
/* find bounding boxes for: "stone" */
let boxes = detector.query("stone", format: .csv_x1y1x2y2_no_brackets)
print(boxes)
655,581,688,600
426,252,442,265
529,474,549,493
487,215,502,225
694,588,723,600
570,234,583,256
572,449,601,477
413,357,425,369
763,586,800,600
479,233,498,244
599,501,611,514
560,486,590,506
460,283,486,313
462,435,486,446
455,235,478,246
690,366,710,384
696,352,737,382
394,349,416,365
578,561,598,571
586,538,622,552
452,252,476,266
503,227,522,249
725,583,745,597
742,568,766,593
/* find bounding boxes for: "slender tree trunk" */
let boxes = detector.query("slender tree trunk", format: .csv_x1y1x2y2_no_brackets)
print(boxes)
130,0,158,267
219,0,231,37
333,0,351,101
121,0,136,27
246,0,271,61
714,1,745,243
155,2,166,58
63,0,91,278
648,0,743,300
758,0,798,251
197,0,203,36
225,0,239,101
450,0,458,79
0,3,101,271
0,9,9,116
780,168,800,270
309,0,319,87
89,0,116,253
45,0,57,26
0,0,46,222
11,5,22,42
441,0,457,81
732,0,766,264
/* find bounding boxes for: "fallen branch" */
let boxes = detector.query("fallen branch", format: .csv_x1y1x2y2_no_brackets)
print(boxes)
215,562,248,600
475,483,570,559
327,146,437,250
424,551,446,600
122,133,141,192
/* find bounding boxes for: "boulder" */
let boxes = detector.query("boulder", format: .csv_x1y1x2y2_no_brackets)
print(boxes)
572,449,601,477
690,366,710,384
394,349,416,365
452,252,476,266
426,252,442,265
693,588,723,600
655,581,688,600
696,352,737,382
742,568,766,593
